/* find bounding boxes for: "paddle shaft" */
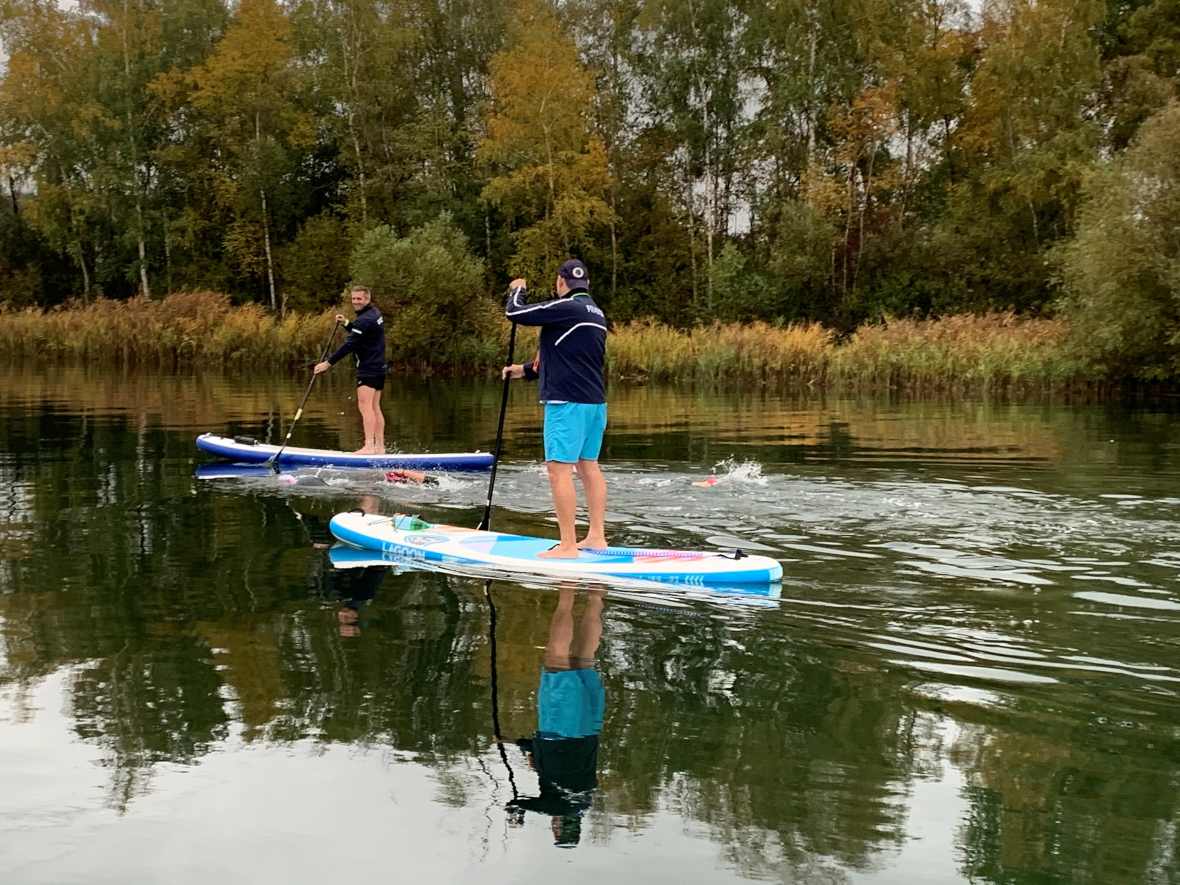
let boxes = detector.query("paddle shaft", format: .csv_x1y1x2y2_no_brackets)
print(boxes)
478,293,520,530
269,319,341,468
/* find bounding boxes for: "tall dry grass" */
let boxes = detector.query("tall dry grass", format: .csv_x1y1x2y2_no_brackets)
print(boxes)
830,312,1090,394
0,293,334,367
0,295,1098,392
608,320,833,385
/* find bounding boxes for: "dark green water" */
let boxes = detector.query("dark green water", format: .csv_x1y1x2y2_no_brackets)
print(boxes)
2,365,1179,884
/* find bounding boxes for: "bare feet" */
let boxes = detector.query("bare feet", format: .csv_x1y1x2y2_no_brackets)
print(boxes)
538,544,582,559
578,536,609,551
352,445,386,455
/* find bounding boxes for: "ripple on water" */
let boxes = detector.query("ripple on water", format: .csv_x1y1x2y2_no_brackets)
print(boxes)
908,682,1007,709
1073,590,1180,612
894,660,1059,685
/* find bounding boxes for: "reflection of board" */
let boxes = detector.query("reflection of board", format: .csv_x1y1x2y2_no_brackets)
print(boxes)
196,433,493,470
329,512,783,586
326,544,780,602
327,546,405,576
193,462,282,480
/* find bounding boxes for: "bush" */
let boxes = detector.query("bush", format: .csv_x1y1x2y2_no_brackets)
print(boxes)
709,243,769,322
280,214,352,313
349,214,495,367
1058,100,1180,378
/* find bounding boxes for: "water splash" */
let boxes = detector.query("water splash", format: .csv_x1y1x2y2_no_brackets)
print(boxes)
704,457,768,486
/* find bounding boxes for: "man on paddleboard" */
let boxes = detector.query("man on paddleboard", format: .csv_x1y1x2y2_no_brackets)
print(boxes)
313,285,387,455
503,259,609,558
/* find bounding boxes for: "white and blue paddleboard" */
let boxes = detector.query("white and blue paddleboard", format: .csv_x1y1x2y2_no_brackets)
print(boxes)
329,512,783,586
196,433,494,471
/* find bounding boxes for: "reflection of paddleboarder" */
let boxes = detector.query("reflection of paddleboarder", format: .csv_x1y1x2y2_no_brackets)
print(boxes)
508,588,605,847
334,565,389,637
294,506,392,636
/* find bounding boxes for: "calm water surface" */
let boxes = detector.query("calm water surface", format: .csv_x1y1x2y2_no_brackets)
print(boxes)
1,365,1178,884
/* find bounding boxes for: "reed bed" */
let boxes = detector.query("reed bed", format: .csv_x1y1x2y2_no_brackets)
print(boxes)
607,320,834,385
830,313,1089,394
0,295,1098,392
0,293,333,368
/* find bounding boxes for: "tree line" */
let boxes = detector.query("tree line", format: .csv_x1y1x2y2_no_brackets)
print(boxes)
1,0,1178,375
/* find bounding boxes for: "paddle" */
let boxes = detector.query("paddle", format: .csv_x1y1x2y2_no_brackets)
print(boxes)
268,318,342,471
478,288,520,531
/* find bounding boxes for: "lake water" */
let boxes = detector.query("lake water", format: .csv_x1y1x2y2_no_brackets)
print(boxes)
1,365,1178,884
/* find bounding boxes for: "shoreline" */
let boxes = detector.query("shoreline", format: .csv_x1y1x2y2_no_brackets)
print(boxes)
0,293,1161,397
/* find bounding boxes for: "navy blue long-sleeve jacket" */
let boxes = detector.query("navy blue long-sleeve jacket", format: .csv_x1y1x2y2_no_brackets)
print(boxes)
505,286,607,403
327,303,387,376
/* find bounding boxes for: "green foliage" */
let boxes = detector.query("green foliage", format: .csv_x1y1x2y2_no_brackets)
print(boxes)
279,214,353,313
348,214,496,367
1058,101,1180,378
0,0,1178,381
478,0,614,280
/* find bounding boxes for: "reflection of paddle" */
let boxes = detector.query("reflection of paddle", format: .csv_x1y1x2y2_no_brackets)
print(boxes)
268,319,341,471
484,580,520,803
478,289,520,531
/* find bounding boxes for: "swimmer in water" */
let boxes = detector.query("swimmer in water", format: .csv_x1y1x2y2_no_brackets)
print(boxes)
692,475,719,488
385,469,438,486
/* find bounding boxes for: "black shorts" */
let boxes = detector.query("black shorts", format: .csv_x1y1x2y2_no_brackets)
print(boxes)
356,374,385,391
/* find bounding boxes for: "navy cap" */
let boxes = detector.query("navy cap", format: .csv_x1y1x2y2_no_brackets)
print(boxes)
557,259,589,291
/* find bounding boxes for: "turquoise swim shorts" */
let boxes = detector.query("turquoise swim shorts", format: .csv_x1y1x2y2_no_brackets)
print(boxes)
538,668,605,739
543,402,607,463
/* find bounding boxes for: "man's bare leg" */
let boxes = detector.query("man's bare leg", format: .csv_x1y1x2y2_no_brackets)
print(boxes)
538,461,580,558
355,387,384,454
576,459,607,549
369,391,385,453
571,589,604,661
354,387,375,453
543,589,576,667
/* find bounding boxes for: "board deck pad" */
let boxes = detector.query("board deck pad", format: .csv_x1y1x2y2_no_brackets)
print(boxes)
329,512,783,586
196,433,494,470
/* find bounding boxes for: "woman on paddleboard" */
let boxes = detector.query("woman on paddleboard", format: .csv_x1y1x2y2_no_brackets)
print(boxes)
313,285,388,455
503,259,610,558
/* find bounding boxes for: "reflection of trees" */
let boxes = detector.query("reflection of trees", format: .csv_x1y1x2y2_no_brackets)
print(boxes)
472,591,915,876
3,379,1180,879
951,714,1180,884
1,362,1140,470
595,611,916,874
69,638,230,811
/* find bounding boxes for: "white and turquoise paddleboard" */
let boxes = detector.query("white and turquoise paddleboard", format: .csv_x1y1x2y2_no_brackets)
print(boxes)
329,512,783,586
327,543,780,601
196,433,494,471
